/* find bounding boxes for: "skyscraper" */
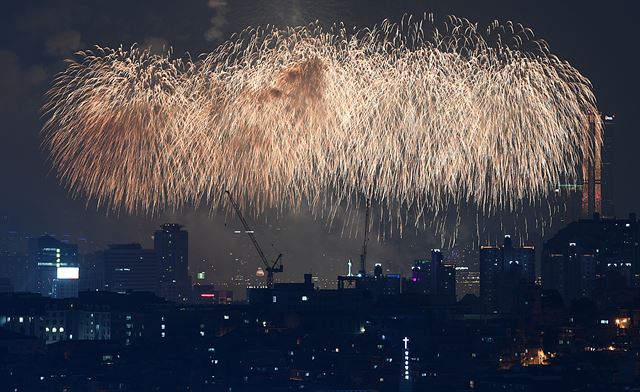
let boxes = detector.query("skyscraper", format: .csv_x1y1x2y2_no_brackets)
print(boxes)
406,250,456,303
430,249,443,294
479,246,502,311
28,235,78,297
559,114,614,222
443,245,480,299
438,263,457,303
542,243,596,303
104,243,159,294
154,224,191,302
601,114,615,218
480,236,535,313
580,118,603,219
502,235,535,285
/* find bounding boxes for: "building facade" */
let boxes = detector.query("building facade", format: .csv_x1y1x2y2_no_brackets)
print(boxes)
154,224,191,302
104,244,159,294
28,235,78,297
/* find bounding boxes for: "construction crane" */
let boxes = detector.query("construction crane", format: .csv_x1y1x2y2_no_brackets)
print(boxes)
225,190,283,289
359,197,371,276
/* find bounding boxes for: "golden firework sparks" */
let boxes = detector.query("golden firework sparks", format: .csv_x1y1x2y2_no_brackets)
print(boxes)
42,15,600,231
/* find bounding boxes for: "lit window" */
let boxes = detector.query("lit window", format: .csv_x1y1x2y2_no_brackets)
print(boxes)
52,327,57,333
59,327,64,333
223,315,230,320
161,332,165,338
161,324,165,330
19,317,24,323
301,295,308,301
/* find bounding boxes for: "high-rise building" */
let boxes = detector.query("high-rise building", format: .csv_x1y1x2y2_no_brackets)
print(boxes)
542,213,640,302
601,114,615,218
104,244,159,294
479,246,502,311
454,267,480,300
502,235,536,284
438,264,457,303
581,118,603,219
430,249,443,294
52,267,79,298
406,250,456,303
443,245,480,299
542,243,596,303
28,235,78,297
410,260,429,286
479,236,535,313
154,224,191,302
559,114,614,222
0,222,27,291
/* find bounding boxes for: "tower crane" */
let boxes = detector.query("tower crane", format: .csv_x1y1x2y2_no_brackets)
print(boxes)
225,190,283,289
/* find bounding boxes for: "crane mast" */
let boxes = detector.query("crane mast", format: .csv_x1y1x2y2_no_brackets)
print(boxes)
225,191,283,289
359,197,371,276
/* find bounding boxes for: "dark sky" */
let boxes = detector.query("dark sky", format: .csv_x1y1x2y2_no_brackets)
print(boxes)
0,0,637,285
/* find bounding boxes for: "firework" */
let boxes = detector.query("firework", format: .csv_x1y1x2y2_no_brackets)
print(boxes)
42,14,600,230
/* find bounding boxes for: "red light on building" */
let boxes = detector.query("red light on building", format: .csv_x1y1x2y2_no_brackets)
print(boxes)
200,293,216,298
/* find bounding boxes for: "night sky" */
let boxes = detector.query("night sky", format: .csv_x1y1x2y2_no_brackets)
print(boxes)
1,0,637,285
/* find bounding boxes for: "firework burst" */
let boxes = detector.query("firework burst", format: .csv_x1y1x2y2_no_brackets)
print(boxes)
43,14,600,232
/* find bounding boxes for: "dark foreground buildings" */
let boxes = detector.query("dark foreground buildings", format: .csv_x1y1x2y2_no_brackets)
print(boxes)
3,214,640,390
3,266,640,392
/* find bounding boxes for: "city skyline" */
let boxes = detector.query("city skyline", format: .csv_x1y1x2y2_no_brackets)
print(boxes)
0,0,638,284
1,1,640,391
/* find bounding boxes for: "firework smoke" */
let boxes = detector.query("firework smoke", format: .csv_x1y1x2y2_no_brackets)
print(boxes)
42,14,600,232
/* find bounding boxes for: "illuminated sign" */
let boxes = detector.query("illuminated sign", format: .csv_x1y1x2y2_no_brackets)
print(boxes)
199,293,215,298
403,337,410,380
56,267,79,280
